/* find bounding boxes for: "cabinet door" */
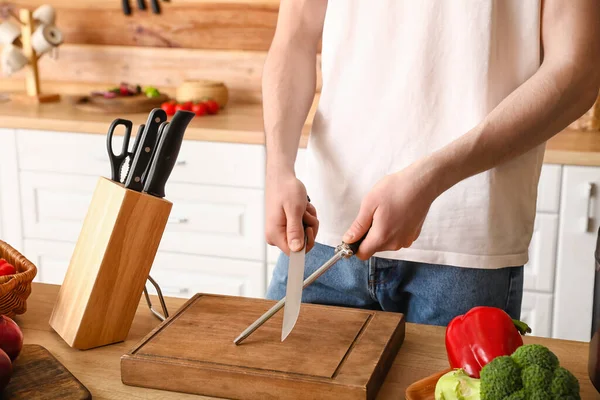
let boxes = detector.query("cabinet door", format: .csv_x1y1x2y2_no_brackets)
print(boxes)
521,291,553,338
523,213,558,292
536,164,562,213
147,252,266,299
554,166,600,342
23,239,75,285
158,182,265,261
20,172,96,242
0,129,23,251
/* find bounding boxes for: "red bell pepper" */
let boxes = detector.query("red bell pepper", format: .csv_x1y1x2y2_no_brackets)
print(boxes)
445,306,531,378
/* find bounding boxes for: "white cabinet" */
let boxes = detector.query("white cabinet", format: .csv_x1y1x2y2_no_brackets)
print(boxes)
523,213,558,292
20,172,96,243
23,239,75,285
147,252,266,299
0,129,23,252
159,182,265,261
521,292,553,338
553,166,600,342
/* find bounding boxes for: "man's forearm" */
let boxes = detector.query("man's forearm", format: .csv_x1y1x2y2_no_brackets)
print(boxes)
424,60,599,197
263,41,318,175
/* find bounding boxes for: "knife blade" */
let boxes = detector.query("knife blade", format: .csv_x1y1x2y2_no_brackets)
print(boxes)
143,110,195,198
233,231,369,345
281,231,307,341
124,108,167,192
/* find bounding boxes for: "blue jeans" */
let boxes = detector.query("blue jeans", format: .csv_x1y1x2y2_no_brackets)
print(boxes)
266,243,524,325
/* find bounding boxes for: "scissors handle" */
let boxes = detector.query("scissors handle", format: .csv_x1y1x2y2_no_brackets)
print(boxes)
106,118,133,182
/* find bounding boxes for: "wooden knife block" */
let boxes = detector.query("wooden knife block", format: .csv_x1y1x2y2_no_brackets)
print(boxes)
49,177,172,350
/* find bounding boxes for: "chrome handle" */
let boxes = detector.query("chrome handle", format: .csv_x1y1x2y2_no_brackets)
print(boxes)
175,160,187,166
168,217,189,224
583,182,595,232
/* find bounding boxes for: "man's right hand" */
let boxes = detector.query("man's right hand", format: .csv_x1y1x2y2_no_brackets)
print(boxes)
265,170,319,256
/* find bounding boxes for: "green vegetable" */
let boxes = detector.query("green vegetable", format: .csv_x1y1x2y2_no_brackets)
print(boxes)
480,356,522,400
504,389,527,400
512,344,559,371
521,365,552,396
144,86,160,98
434,369,481,400
550,367,580,399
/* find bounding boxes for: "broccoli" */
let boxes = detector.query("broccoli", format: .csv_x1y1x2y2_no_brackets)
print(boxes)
511,344,559,371
504,389,527,400
550,367,580,399
434,369,481,400
480,356,522,400
521,365,552,396
476,345,580,399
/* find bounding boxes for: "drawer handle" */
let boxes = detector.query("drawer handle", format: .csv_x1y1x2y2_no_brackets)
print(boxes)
583,182,595,232
168,217,189,224
176,160,187,166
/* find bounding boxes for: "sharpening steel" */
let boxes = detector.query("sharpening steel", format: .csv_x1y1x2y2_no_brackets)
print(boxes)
233,235,366,345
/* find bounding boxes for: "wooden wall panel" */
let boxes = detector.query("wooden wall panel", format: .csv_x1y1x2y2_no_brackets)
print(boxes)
0,1,280,51
1,44,322,103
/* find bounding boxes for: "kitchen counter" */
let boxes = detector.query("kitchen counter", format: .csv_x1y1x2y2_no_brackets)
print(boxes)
1,96,600,165
14,283,597,399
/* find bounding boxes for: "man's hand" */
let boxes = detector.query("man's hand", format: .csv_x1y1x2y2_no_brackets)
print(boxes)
265,170,319,256
342,163,438,260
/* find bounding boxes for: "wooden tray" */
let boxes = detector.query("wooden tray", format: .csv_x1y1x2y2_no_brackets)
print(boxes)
405,369,451,400
4,344,91,399
121,293,405,400
74,93,169,114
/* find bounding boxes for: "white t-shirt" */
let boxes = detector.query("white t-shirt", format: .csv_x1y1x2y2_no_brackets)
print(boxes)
304,0,544,269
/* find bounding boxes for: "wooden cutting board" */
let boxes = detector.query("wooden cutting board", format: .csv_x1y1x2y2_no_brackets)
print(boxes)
121,293,405,400
3,344,91,399
73,93,169,114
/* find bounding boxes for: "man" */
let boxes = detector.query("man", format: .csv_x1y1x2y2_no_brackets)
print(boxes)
263,0,600,325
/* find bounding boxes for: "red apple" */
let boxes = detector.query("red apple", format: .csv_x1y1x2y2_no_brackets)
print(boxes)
0,348,12,391
0,316,22,361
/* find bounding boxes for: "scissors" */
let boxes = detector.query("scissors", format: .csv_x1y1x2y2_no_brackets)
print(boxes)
106,118,145,183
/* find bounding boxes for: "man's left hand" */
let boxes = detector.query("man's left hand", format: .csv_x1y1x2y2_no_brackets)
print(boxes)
342,163,439,260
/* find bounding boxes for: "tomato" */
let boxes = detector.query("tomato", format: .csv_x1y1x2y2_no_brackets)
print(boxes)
204,99,219,115
191,102,208,116
0,263,16,277
161,102,176,116
175,102,192,112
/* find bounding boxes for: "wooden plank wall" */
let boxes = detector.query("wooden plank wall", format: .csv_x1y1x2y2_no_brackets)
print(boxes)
0,0,322,103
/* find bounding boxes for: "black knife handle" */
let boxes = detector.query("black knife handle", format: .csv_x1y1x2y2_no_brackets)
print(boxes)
344,230,369,255
150,0,160,14
137,0,146,9
124,108,167,191
143,110,195,198
122,0,132,15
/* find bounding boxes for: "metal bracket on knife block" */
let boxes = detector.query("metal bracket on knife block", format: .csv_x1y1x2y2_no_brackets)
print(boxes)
143,275,169,321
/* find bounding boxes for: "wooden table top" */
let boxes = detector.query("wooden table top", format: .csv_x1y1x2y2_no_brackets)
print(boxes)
1,94,600,166
13,283,598,399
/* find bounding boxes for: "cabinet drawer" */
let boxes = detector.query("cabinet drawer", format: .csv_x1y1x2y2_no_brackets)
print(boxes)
17,130,117,177
23,239,75,285
147,252,266,299
20,172,97,242
17,130,265,188
167,140,265,189
159,182,265,261
520,291,552,338
536,164,561,213
523,213,558,292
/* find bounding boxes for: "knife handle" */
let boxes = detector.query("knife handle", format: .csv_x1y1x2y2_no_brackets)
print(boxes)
143,110,195,197
344,230,369,255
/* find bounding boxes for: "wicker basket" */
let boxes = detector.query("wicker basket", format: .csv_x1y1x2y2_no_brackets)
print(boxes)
0,240,37,318
569,90,600,131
